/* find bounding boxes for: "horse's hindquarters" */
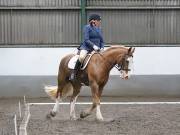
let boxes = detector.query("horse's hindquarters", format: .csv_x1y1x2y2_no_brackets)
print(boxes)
62,83,73,98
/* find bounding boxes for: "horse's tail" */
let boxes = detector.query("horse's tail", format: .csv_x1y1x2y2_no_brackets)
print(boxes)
44,83,73,100
44,85,58,100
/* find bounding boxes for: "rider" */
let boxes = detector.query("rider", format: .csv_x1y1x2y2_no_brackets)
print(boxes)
70,14,104,80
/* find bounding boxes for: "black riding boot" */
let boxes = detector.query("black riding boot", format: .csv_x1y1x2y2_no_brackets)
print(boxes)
70,59,81,80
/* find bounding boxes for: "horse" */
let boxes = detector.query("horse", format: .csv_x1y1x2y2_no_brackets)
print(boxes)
45,46,135,121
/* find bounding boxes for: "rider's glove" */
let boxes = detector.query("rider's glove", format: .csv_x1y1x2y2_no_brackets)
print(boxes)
100,48,104,52
93,45,100,51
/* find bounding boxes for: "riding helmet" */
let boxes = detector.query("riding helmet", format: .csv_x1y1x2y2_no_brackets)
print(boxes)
88,14,101,22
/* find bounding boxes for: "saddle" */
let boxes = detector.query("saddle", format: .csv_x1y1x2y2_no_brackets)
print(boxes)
68,51,96,70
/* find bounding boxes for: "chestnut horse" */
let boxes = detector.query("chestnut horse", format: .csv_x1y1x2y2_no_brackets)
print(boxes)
46,46,135,121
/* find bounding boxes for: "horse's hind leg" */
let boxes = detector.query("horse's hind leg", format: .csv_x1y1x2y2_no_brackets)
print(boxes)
48,84,64,118
70,84,81,120
50,95,61,117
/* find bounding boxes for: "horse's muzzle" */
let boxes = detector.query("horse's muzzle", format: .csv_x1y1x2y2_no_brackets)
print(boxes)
120,75,129,80
124,76,129,80
120,71,129,80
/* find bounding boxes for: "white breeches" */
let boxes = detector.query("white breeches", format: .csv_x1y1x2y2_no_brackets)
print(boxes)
79,50,88,63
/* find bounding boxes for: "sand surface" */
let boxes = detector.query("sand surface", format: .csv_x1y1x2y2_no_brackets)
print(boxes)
1,97,180,135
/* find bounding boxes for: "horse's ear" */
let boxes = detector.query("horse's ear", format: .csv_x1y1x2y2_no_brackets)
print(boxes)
128,47,132,54
128,47,135,55
131,47,135,53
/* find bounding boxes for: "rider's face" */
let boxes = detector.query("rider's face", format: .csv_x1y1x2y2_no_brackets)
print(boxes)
94,20,101,27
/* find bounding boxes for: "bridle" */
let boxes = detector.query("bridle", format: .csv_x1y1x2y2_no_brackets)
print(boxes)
116,55,133,72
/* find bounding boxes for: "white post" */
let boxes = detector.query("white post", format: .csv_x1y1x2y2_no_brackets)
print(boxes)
14,114,18,135
19,101,22,118
19,103,31,135
24,95,26,105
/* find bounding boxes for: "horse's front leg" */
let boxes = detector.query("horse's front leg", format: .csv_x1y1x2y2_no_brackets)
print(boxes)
80,103,96,119
94,85,103,121
80,82,103,121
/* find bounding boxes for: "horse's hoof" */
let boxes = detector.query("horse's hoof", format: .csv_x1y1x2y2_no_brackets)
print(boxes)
77,117,83,121
70,116,77,121
96,117,104,122
46,114,52,119
80,111,90,119
50,111,56,117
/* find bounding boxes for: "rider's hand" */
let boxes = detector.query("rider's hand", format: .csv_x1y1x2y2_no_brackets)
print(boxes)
100,48,104,52
93,45,100,51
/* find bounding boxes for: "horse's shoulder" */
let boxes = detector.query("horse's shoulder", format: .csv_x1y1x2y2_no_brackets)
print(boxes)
87,53,104,66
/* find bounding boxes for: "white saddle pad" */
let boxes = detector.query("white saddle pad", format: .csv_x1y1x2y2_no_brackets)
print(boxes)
68,55,79,69
68,52,95,70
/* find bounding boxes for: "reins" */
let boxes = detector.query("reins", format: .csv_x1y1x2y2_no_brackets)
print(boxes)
96,51,132,72
96,51,122,71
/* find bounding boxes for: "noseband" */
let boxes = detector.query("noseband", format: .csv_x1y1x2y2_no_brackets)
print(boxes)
115,54,132,72
114,63,131,72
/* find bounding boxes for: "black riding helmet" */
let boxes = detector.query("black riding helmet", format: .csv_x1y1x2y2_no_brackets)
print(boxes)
89,14,101,22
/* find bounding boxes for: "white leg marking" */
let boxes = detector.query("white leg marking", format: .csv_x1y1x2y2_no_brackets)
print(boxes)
52,97,61,113
96,105,103,121
70,95,78,120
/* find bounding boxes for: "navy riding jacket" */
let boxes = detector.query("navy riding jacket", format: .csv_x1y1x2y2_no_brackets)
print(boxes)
79,24,104,52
